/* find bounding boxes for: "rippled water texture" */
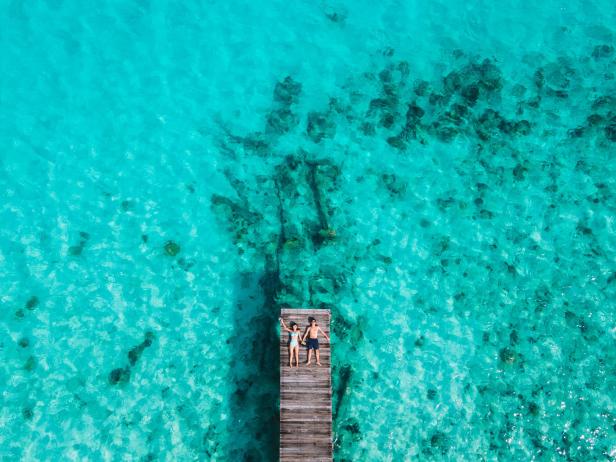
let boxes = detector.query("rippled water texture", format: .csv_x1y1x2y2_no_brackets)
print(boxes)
1,1,615,460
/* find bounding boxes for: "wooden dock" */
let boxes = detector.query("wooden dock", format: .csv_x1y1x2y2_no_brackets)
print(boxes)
279,308,332,462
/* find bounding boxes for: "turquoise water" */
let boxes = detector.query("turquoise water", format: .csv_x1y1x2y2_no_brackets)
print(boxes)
1,0,615,460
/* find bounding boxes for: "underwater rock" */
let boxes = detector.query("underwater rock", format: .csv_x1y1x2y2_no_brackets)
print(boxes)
318,228,337,240
432,122,458,141
177,257,194,271
514,120,531,135
325,7,347,24
479,209,494,219
369,97,393,112
164,241,181,256
334,364,352,416
428,92,447,107
499,347,516,364
528,401,540,416
121,200,134,211
407,103,425,121
211,194,262,226
545,88,568,99
273,76,302,106
128,331,155,366
592,44,614,59
587,114,604,126
69,232,90,256
475,109,505,140
18,338,29,348
386,134,407,150
513,163,528,181
25,296,39,310
476,59,503,92
22,407,34,420
24,356,37,371
445,59,503,99
108,367,131,385
282,237,301,250
534,68,545,89
266,108,299,135
306,112,336,142
368,95,398,131
543,61,574,91
400,102,425,141
445,103,469,124
241,132,270,155
429,430,451,455
444,70,463,92
343,419,361,435
69,244,84,256
605,117,616,141
414,80,430,96
380,112,395,128
591,95,616,114
381,173,407,196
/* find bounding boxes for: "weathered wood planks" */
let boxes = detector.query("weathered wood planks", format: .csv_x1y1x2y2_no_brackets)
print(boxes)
279,308,332,461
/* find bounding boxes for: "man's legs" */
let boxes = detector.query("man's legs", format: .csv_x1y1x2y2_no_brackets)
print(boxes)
306,348,313,365
316,349,322,366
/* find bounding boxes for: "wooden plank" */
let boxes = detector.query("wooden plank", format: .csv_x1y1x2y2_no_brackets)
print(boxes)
280,308,332,462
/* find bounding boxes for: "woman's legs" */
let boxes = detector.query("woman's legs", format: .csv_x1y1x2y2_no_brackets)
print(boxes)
293,345,300,367
288,345,293,367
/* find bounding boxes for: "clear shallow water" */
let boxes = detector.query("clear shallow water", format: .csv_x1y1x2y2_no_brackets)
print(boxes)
1,0,615,460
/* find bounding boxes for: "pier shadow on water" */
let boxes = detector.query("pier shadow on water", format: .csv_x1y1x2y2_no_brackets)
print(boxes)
228,266,280,461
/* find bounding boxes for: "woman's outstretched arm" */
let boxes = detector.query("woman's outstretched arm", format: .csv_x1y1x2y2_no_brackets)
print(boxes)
279,317,292,333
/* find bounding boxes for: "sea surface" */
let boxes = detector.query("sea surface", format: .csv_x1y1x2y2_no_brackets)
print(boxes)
1,1,615,460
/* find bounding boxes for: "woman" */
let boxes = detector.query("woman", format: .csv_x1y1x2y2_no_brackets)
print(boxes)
279,317,302,368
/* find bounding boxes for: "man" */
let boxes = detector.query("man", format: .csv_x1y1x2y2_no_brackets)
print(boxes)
302,318,330,366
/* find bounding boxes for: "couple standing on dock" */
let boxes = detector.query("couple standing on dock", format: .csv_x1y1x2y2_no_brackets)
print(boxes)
279,317,329,367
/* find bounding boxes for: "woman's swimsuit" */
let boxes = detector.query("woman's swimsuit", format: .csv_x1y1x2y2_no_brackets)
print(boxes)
289,331,299,348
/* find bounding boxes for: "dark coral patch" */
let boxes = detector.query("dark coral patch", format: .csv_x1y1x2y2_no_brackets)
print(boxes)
128,331,155,366
499,347,516,364
22,407,34,420
266,108,299,135
592,44,614,59
306,112,336,142
24,356,37,371
109,367,131,385
164,241,181,257
605,117,616,142
26,296,39,310
429,430,451,455
273,76,302,105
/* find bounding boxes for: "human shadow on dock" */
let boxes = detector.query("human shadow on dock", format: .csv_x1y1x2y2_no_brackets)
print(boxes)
227,267,280,461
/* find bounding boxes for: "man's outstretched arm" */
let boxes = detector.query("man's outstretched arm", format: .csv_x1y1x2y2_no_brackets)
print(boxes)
319,327,330,341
